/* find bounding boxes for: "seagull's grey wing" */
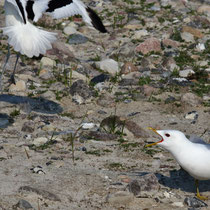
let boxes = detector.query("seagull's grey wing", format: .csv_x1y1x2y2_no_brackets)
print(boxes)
189,135,208,145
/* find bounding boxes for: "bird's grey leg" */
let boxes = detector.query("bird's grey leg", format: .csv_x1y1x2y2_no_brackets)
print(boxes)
9,53,20,85
0,44,11,91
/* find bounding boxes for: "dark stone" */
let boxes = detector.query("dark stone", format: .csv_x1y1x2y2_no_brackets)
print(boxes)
184,197,208,208
119,79,139,86
21,121,35,133
87,131,118,141
70,80,94,99
90,74,110,84
165,96,176,104
68,34,89,45
14,199,33,209
128,180,141,196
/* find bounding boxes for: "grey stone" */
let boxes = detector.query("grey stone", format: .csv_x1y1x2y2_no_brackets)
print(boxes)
21,121,35,133
68,34,89,44
14,199,33,209
184,196,208,208
70,80,94,99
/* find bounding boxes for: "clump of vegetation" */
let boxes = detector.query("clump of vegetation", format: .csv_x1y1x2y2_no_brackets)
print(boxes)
10,109,20,117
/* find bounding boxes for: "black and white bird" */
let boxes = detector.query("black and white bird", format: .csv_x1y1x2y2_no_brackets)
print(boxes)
1,0,107,84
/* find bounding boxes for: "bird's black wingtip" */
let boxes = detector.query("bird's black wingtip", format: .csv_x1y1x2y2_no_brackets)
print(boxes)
86,7,108,33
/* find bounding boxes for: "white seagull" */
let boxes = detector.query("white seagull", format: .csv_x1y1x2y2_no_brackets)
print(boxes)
146,127,210,200
1,0,107,84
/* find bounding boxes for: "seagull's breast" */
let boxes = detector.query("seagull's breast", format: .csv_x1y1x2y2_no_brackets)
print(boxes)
174,143,210,180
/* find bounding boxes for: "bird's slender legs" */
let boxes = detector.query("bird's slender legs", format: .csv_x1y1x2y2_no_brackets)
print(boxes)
195,179,208,200
9,53,20,85
0,44,11,91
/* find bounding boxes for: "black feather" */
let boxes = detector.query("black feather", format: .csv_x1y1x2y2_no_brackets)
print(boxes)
26,0,35,21
86,7,107,33
15,0,26,24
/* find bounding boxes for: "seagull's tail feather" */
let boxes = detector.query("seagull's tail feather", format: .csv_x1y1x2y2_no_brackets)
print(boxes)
2,22,57,58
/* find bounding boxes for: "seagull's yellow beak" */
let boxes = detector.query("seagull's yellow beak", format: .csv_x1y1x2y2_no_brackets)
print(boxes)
145,127,163,147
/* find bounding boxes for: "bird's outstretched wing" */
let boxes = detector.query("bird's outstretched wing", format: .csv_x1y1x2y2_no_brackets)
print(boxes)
6,0,27,23
31,0,107,33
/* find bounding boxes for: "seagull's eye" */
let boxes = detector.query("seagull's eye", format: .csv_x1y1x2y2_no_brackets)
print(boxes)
165,133,170,137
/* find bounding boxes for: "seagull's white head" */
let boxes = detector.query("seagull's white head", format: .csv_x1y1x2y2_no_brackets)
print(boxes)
146,127,188,150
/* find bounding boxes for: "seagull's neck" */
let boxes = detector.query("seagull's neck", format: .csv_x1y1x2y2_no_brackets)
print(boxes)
167,139,194,163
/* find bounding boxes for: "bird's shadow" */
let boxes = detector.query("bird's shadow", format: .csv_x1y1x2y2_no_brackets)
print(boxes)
157,168,210,193
0,94,63,114
129,169,210,194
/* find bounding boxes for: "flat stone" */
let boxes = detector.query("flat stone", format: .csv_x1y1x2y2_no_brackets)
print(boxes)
14,199,33,209
136,38,162,54
95,59,119,76
162,39,180,48
68,34,89,44
181,32,195,42
121,62,138,75
197,5,210,16
182,26,204,38
107,191,134,205
179,69,195,78
63,26,77,35
33,137,48,146
9,80,26,93
181,93,202,106
40,57,56,67
132,29,148,39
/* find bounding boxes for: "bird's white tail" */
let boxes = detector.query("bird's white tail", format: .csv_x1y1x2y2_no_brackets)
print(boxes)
2,22,57,58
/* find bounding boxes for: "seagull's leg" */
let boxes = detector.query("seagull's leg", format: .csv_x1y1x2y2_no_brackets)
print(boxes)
0,44,11,91
195,179,208,200
9,53,20,85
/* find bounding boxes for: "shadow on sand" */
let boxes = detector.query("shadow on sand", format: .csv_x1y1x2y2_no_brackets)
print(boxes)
127,168,210,194
0,94,63,114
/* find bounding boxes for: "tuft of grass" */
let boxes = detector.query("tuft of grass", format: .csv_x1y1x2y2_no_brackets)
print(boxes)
10,109,20,117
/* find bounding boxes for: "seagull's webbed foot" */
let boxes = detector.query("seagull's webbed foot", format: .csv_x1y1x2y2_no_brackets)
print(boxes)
195,179,208,200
